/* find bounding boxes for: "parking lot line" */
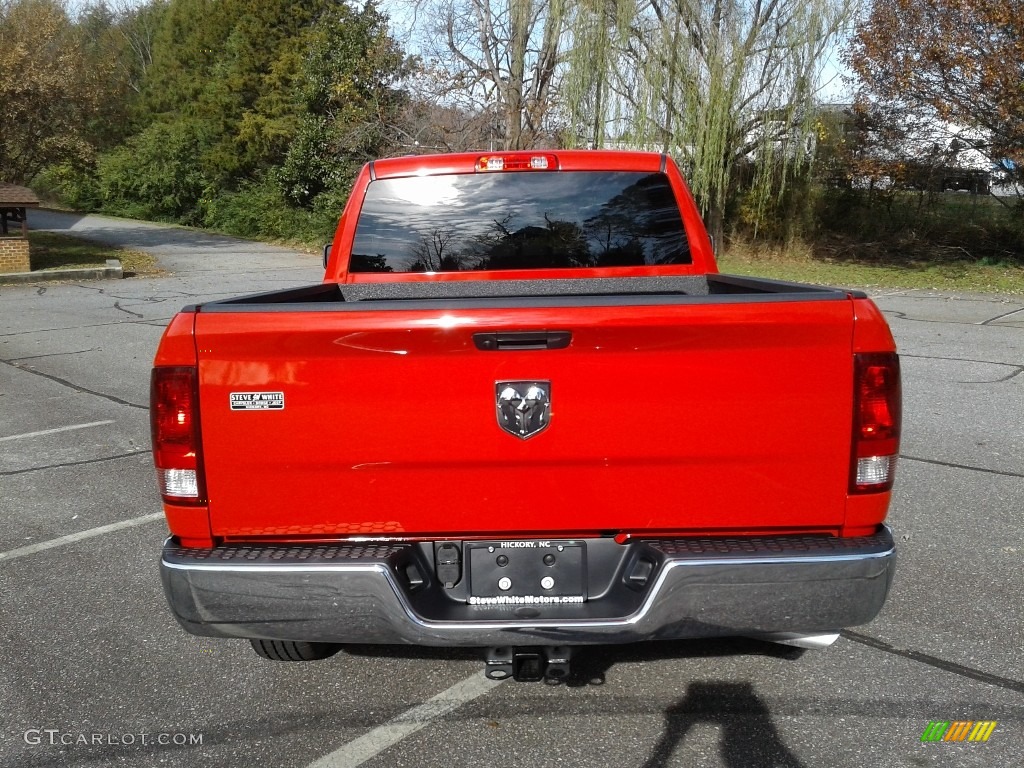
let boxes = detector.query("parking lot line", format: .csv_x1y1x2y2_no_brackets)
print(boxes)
0,513,164,564
306,672,504,768
0,420,115,443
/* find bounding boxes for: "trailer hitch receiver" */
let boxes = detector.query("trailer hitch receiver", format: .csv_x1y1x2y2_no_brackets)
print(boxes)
485,646,573,682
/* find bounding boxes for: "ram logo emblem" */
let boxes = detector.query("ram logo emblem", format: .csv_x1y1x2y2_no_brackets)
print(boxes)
496,381,551,439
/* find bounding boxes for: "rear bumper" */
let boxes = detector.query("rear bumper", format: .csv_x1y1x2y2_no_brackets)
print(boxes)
160,528,896,647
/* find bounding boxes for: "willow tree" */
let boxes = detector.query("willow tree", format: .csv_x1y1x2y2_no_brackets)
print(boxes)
562,0,855,244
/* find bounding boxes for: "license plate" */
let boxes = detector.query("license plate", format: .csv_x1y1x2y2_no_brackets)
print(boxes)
466,540,586,605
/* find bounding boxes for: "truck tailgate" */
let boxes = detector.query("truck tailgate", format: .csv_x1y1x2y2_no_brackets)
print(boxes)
195,299,854,537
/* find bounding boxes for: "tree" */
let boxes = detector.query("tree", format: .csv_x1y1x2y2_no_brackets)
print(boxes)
107,0,167,96
562,0,856,245
409,0,567,149
0,0,101,183
139,0,323,185
390,96,497,152
277,1,411,207
848,0,1024,167
87,0,409,224
73,1,149,151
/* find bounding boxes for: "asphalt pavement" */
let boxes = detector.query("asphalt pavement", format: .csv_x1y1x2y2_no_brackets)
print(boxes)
0,210,1021,767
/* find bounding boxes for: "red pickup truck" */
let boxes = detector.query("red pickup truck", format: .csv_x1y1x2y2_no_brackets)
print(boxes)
153,151,899,681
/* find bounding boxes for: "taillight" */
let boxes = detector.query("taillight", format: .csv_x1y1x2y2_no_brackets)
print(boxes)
851,352,901,493
151,366,205,503
477,153,558,172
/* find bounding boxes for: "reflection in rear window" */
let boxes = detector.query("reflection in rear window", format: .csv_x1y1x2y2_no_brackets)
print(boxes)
349,171,691,273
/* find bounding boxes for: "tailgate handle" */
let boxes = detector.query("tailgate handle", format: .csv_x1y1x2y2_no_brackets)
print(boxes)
473,331,571,351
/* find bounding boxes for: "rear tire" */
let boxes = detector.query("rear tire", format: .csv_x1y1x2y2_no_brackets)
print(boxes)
249,639,342,661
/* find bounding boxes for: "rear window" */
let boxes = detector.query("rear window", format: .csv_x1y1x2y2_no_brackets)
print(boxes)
350,171,691,273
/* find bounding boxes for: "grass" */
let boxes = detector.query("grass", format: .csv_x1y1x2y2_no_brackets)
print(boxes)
27,231,160,276
720,237,1024,295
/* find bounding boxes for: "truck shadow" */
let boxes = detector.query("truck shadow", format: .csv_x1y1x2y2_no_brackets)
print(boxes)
343,640,806,767
638,680,806,768
569,641,807,767
565,642,808,766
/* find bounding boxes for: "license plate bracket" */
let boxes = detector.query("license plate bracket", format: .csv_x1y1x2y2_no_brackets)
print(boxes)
466,540,586,604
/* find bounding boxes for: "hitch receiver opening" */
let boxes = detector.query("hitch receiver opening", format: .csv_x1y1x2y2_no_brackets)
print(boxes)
485,646,573,682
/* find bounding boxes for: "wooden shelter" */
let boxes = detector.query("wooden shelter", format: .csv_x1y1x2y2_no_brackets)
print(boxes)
0,183,40,273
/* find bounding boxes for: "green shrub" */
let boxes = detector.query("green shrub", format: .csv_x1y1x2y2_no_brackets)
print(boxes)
32,162,103,211
201,177,347,245
96,121,209,224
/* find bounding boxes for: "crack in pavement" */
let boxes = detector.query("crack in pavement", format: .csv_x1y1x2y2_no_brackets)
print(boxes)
901,353,1023,371
0,318,172,338
0,359,148,410
981,306,1024,326
956,368,1024,384
14,279,239,304
883,309,1024,328
113,301,145,319
70,283,188,303
900,454,1024,479
842,630,1024,694
0,449,151,476
0,320,130,338
900,353,1024,383
3,348,101,362
74,289,175,313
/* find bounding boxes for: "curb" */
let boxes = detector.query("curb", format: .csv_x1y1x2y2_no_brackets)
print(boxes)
0,259,123,285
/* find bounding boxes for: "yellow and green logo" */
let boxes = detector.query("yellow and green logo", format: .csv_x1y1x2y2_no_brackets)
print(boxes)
921,721,997,742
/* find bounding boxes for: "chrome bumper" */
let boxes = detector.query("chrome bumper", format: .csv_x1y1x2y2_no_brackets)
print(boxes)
160,528,895,646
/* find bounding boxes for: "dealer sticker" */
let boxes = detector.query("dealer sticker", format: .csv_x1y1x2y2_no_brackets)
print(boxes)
230,392,284,411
